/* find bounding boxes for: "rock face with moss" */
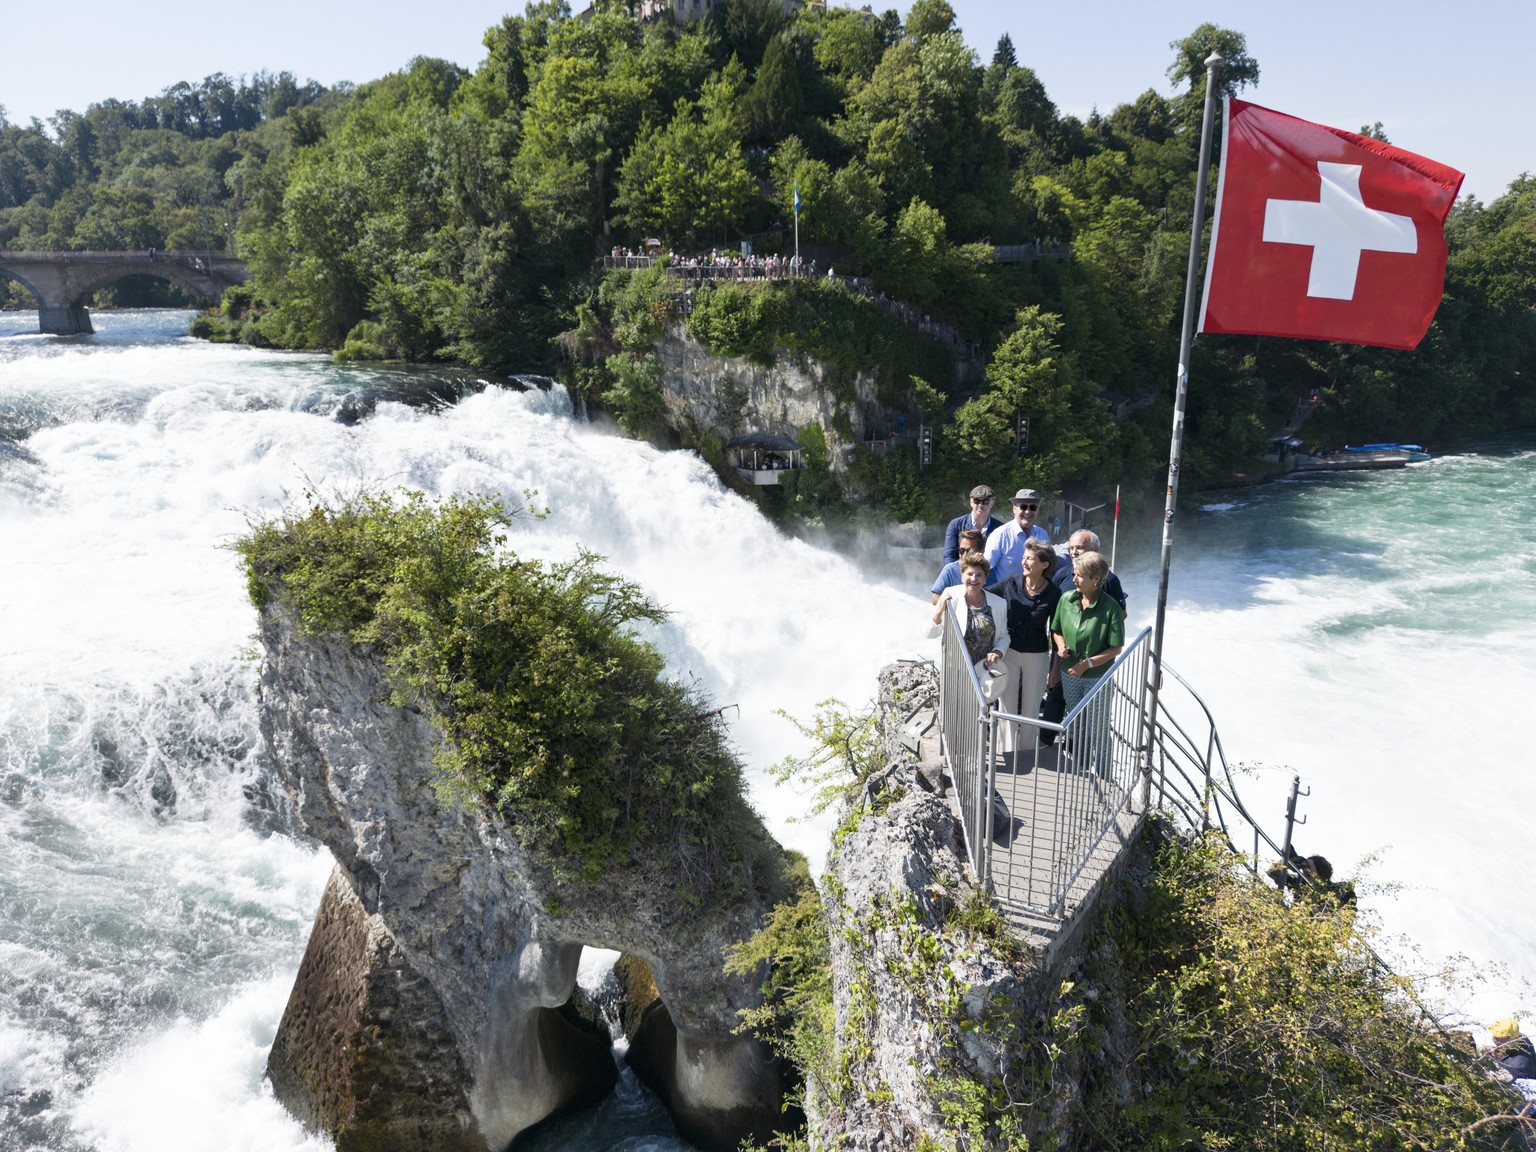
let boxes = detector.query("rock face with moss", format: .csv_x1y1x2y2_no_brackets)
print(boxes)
797,664,1122,1150
655,324,886,462
243,493,794,1152
797,664,1523,1151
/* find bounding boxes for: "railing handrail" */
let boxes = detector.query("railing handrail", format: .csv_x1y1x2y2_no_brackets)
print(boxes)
1149,661,1295,865
939,614,1153,915
937,614,1306,918
1059,628,1151,727
933,616,1463,1046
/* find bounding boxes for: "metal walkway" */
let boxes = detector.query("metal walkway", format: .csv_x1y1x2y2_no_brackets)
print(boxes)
985,744,1143,940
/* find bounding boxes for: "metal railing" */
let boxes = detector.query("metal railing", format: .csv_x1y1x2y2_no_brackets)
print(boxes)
1143,660,1294,868
938,604,998,888
937,598,1343,919
938,602,1323,919
939,615,1155,917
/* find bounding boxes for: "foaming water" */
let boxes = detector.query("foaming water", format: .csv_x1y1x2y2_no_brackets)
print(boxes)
0,310,927,1150
1118,446,1536,1025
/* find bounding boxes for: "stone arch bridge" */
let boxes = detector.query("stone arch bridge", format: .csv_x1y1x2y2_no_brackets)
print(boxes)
0,250,248,334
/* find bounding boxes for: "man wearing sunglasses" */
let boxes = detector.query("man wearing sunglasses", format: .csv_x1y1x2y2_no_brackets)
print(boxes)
982,488,1051,585
942,485,1005,563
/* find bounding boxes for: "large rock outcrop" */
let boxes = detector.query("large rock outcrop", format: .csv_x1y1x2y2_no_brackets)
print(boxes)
654,325,889,462
257,599,790,1151
811,664,1141,1150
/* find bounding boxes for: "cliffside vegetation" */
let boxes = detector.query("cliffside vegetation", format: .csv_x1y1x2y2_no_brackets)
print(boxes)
5,4,1536,502
734,701,1529,1151
236,488,778,896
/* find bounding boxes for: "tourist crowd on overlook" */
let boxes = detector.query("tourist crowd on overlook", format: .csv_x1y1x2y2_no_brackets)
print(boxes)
929,483,1126,754
601,244,980,359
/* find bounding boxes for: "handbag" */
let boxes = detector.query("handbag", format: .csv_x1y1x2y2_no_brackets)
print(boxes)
1037,679,1065,745
974,660,1010,706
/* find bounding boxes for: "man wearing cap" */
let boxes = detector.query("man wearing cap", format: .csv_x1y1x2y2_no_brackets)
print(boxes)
943,486,1005,563
1491,1019,1536,1078
982,489,1051,585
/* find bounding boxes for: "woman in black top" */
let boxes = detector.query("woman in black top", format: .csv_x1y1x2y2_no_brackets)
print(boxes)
990,539,1061,750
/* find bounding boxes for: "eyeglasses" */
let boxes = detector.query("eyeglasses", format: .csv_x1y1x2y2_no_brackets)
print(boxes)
971,497,994,505
1016,503,1038,512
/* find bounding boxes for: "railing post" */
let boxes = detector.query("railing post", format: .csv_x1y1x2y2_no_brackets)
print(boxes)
981,714,996,892
1203,728,1216,830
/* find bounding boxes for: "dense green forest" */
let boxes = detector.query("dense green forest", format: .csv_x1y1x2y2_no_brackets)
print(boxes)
3,0,1534,509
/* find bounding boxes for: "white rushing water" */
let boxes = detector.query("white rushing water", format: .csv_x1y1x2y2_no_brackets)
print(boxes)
1,310,1530,1150
1117,449,1536,1026
0,310,929,1151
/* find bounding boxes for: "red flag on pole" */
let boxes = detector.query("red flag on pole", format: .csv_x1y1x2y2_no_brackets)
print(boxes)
1199,99,1464,350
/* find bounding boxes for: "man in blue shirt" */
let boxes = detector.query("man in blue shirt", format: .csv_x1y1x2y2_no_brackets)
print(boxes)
1052,529,1127,614
942,486,1004,563
983,488,1051,585
931,528,986,602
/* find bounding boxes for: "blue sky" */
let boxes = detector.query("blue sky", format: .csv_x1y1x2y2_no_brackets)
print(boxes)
3,0,1528,203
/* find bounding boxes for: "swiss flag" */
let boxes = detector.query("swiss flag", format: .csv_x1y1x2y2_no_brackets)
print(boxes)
1199,98,1465,350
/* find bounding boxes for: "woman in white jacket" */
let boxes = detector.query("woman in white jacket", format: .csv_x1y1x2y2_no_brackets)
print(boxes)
930,551,1012,699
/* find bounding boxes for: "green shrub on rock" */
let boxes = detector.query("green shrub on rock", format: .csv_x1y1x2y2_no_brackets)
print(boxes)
237,489,770,889
1097,826,1526,1152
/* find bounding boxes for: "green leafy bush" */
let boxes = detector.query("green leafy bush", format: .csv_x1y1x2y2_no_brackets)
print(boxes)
238,488,769,887
687,281,773,362
1098,826,1525,1151
334,318,392,362
602,351,667,436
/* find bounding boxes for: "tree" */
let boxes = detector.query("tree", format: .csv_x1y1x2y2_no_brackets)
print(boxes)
880,195,949,302
711,0,787,72
1167,23,1259,132
747,32,805,140
805,7,886,96
948,306,1113,492
990,33,1017,73
1167,23,1259,100
903,0,956,44
613,65,753,245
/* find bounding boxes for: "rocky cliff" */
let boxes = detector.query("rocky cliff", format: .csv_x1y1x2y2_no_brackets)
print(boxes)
654,324,896,462
810,663,1140,1150
256,597,793,1151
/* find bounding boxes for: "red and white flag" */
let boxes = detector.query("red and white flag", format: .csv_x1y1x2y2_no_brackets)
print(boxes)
1199,99,1465,350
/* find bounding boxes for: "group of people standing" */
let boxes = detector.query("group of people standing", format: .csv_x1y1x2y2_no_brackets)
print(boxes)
928,484,1127,752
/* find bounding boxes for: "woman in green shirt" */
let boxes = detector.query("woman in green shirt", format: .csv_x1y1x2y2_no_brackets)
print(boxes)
1051,551,1124,775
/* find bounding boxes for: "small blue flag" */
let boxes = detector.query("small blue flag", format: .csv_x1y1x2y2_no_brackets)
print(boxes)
794,181,800,215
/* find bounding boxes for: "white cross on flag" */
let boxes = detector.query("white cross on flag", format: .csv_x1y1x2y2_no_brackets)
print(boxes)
1199,99,1464,350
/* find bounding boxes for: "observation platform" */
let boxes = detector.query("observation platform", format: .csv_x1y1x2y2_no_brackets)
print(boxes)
984,743,1145,966
901,706,1146,975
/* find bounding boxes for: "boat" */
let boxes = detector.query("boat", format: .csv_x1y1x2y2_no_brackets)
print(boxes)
1266,436,1430,472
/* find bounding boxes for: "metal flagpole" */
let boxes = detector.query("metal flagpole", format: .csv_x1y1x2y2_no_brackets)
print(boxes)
1111,483,1120,567
793,181,800,271
1143,51,1224,779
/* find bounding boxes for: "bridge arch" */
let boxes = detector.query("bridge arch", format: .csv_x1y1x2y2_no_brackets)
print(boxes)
0,251,247,334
